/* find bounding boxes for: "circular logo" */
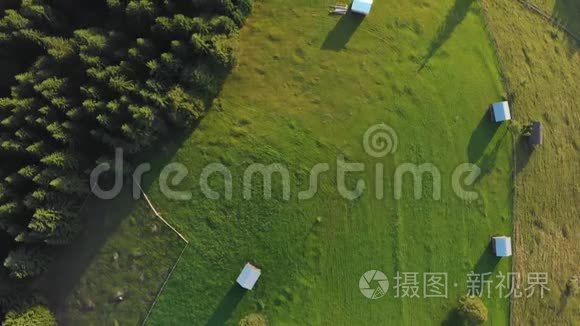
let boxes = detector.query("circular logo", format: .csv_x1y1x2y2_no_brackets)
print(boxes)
359,270,389,299
363,124,398,158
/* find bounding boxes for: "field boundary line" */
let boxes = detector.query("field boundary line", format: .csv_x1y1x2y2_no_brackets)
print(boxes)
509,123,518,326
134,180,190,325
141,242,189,326
135,181,189,244
517,0,580,43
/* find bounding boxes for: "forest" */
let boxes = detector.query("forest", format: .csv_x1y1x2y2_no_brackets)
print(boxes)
0,0,251,323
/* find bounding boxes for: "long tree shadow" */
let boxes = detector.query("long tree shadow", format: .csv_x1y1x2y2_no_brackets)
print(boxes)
553,0,580,51
467,108,500,163
475,128,509,182
321,13,365,51
206,283,247,326
419,0,475,70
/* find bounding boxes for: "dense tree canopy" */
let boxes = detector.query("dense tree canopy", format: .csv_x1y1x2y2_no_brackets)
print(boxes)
0,0,251,279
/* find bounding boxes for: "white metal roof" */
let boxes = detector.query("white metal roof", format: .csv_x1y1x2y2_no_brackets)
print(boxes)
351,0,373,15
236,263,261,290
493,236,512,257
492,101,511,122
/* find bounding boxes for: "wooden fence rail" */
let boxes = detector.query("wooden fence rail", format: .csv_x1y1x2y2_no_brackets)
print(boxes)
518,0,580,43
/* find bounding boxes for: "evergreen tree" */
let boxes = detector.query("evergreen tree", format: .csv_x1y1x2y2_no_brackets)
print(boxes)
126,0,157,31
0,202,21,219
28,208,65,233
209,16,237,35
3,246,52,279
0,10,32,31
49,174,88,194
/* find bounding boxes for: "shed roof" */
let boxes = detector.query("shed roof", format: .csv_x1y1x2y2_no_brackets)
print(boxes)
531,121,542,145
351,0,373,15
236,263,261,290
492,101,511,122
493,236,512,257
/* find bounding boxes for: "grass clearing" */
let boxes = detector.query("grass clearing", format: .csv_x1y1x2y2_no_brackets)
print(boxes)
143,0,513,324
481,1,579,325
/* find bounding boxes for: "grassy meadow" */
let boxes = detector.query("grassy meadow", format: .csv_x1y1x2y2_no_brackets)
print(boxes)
481,0,579,325
142,0,514,324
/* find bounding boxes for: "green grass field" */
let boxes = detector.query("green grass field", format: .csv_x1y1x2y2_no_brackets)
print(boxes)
140,0,513,324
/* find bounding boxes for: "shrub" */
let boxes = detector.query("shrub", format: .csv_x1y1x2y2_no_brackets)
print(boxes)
508,119,523,137
458,295,488,325
239,313,267,326
3,304,57,326
565,277,578,297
